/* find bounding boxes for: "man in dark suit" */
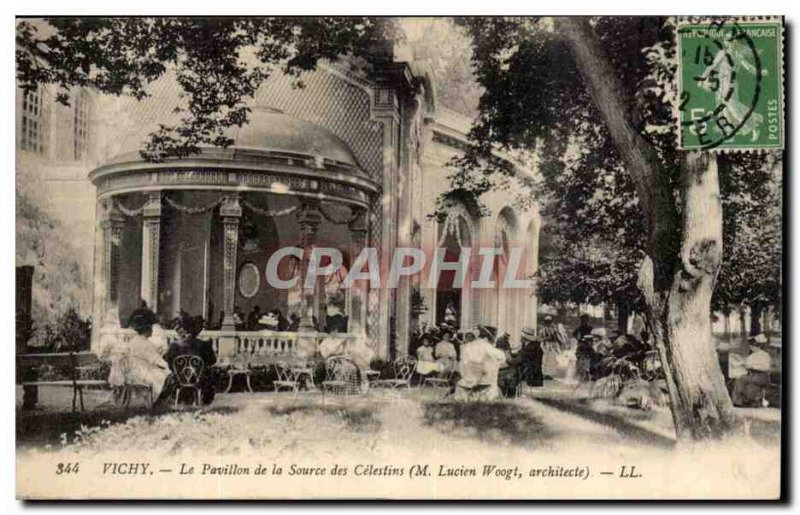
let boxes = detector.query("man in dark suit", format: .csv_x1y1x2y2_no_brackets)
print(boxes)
507,327,544,391
156,313,217,407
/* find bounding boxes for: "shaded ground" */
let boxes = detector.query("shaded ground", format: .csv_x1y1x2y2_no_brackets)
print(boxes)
422,401,555,448
17,381,780,456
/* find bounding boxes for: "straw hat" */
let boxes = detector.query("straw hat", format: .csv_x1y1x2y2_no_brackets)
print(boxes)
521,326,537,341
591,327,607,338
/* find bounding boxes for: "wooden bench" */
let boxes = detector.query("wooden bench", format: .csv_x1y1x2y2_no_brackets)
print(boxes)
17,351,152,412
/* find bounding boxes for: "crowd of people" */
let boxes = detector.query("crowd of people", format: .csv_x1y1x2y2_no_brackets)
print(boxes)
95,300,775,410
408,313,660,402
97,302,218,409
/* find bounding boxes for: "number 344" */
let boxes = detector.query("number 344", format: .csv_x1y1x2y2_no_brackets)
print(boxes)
56,462,80,475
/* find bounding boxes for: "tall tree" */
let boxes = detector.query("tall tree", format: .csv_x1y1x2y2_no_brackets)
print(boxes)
16,17,396,160
457,17,781,440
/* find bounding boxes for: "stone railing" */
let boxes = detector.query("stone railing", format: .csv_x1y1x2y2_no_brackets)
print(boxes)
97,327,358,363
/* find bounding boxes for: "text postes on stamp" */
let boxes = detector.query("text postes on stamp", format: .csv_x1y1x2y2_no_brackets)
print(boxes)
677,18,784,151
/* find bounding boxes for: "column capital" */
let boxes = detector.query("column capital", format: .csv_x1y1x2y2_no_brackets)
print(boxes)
142,191,163,218
220,194,243,218
101,198,126,228
297,199,323,248
348,208,369,247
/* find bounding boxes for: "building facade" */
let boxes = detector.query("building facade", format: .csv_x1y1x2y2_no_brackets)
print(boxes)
16,53,541,361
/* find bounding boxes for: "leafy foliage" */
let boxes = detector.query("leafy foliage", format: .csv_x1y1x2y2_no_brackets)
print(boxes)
16,180,91,342
399,18,483,117
37,307,93,352
17,17,397,160
457,17,781,310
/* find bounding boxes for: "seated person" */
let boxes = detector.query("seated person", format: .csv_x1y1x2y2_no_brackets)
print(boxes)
434,329,458,373
494,332,512,352
157,312,217,407
233,306,246,331
344,336,376,371
730,334,772,407
416,337,441,376
454,330,507,401
325,315,348,334
98,314,170,407
126,315,170,401
246,305,264,331
260,309,290,331
318,332,348,358
287,313,300,332
126,300,158,330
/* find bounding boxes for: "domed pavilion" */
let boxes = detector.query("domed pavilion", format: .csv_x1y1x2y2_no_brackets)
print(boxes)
89,107,379,361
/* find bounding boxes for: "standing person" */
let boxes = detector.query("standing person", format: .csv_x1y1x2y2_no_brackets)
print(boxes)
538,315,564,379
443,300,458,328
157,312,217,407
518,327,545,388
539,315,567,350
573,314,594,342
499,328,545,396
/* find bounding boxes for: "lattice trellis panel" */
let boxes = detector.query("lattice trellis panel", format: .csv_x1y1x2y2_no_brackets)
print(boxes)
255,68,386,343
254,70,383,180
367,195,383,343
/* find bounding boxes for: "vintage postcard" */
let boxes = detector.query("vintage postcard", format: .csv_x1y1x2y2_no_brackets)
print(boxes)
15,15,784,500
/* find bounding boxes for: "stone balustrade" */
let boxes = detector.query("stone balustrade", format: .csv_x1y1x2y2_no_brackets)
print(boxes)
98,327,357,363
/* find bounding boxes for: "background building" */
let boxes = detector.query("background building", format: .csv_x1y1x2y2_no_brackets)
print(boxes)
16,50,541,359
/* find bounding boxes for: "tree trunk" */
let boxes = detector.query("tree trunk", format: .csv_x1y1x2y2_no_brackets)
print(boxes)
750,302,763,336
661,152,739,439
738,305,749,352
616,301,630,335
557,17,740,440
722,305,731,338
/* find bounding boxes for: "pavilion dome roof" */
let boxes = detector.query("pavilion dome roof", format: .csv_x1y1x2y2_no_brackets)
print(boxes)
90,106,377,207
102,107,363,170
228,107,360,167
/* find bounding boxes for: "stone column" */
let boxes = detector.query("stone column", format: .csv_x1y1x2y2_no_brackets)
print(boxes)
215,195,242,363
140,192,162,312
220,195,242,331
296,199,322,358
372,84,401,359
101,198,126,327
296,199,322,329
347,208,369,336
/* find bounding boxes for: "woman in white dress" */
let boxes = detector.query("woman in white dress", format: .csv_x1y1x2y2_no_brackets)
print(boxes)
416,338,441,376
98,314,170,406
126,319,170,400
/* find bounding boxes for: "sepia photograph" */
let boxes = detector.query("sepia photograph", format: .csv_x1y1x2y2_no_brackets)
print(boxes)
13,13,784,500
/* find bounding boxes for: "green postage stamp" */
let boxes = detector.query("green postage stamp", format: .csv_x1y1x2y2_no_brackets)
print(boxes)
677,18,784,151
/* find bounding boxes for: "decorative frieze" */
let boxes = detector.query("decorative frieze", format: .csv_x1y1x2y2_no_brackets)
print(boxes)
94,166,374,208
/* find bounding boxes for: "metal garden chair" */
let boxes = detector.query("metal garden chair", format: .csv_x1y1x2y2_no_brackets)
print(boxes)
273,362,300,393
172,354,205,409
321,356,363,402
374,355,417,390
